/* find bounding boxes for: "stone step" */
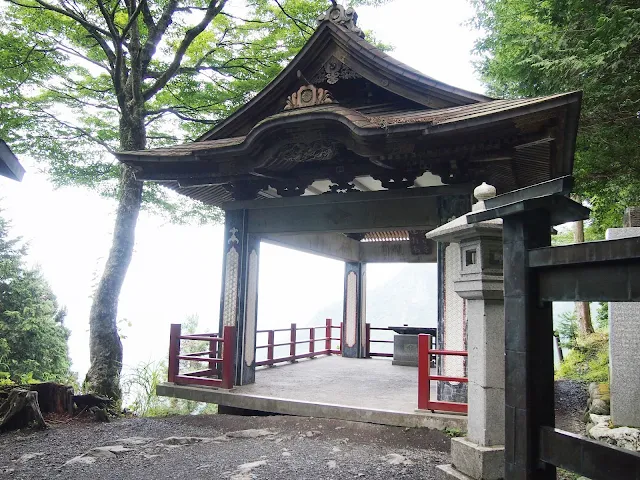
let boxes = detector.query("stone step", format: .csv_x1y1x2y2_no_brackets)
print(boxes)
435,464,475,480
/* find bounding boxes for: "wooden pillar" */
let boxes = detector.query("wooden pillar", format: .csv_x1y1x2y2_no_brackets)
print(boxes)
342,262,366,358
503,210,555,480
218,209,260,386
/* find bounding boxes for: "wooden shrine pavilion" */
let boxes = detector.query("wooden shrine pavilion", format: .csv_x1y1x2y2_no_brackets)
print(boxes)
117,3,581,389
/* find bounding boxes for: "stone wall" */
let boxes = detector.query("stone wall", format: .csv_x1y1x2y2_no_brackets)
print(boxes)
437,243,468,403
606,225,640,428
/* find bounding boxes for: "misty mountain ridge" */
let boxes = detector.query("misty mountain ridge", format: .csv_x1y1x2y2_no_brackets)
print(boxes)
309,264,438,330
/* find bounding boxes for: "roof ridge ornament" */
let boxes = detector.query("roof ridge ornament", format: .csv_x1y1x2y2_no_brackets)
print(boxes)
318,3,365,39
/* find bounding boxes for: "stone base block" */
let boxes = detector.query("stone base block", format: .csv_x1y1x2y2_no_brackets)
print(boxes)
391,360,418,367
392,334,418,367
451,437,504,480
436,464,474,480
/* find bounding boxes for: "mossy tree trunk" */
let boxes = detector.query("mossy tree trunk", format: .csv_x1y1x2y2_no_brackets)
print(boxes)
84,71,145,400
573,220,594,335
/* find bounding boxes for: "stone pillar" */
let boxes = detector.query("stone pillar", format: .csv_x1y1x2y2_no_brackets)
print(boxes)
342,261,366,358
606,206,640,428
218,209,260,386
428,184,506,480
437,194,472,403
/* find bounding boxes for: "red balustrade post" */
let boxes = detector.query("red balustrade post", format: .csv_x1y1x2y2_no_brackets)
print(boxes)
339,322,343,354
267,330,275,364
221,326,236,389
309,327,315,357
290,323,297,361
418,334,431,410
325,319,332,354
365,323,371,358
168,324,181,383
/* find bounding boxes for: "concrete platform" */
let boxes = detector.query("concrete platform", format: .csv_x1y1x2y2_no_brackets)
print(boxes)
157,356,467,431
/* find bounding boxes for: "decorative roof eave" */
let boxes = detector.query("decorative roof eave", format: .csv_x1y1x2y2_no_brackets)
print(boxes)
198,21,493,142
120,92,580,161
117,92,581,185
0,140,25,181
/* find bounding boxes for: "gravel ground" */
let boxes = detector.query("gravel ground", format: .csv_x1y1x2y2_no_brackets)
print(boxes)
555,380,589,480
0,380,588,480
555,379,588,436
0,414,451,480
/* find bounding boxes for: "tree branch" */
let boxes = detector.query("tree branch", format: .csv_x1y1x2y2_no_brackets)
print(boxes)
273,0,313,36
142,0,227,100
139,0,180,74
3,44,55,69
120,0,147,38
5,0,119,78
43,86,121,113
6,0,112,37
35,108,117,155
144,107,218,123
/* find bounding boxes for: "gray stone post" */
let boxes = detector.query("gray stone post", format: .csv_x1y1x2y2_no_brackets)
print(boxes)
342,261,366,358
427,183,506,480
606,207,640,428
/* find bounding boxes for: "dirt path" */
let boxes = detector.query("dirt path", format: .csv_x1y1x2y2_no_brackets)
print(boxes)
0,414,451,479
555,379,588,436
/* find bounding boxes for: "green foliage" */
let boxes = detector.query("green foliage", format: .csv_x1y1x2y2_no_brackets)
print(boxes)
0,372,15,387
471,1,640,233
595,302,609,331
0,209,72,383
552,223,603,246
556,332,609,383
123,359,218,417
0,0,391,220
443,427,465,437
555,311,578,349
123,314,217,417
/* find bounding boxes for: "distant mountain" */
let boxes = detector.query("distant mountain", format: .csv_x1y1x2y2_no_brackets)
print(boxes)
309,264,438,329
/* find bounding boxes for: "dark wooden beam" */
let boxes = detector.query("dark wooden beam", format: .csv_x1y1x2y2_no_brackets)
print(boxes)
539,427,640,480
503,210,556,480
469,194,589,226
529,237,640,268
536,261,640,302
529,237,640,302
246,196,439,235
484,176,573,210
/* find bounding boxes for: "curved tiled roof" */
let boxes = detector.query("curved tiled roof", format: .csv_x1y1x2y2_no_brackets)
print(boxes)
119,93,578,161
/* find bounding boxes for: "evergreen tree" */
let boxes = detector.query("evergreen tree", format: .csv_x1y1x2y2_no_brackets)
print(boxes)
471,0,640,233
0,211,72,383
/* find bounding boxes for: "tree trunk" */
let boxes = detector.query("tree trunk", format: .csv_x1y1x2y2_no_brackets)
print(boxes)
554,332,564,363
0,388,47,431
573,220,594,335
30,383,74,415
84,112,145,402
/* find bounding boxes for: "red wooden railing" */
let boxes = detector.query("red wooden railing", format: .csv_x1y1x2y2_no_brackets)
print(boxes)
417,333,468,414
255,318,341,367
168,324,236,389
365,324,394,357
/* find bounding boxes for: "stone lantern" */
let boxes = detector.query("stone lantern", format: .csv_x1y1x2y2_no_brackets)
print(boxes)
426,183,505,480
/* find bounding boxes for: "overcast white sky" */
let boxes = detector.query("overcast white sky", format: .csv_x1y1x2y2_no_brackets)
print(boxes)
0,0,486,382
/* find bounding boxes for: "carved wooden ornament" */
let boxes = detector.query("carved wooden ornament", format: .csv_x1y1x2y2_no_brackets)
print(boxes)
284,84,334,110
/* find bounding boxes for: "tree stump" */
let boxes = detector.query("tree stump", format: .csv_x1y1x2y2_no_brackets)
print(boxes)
72,393,111,410
0,388,47,431
30,383,74,415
